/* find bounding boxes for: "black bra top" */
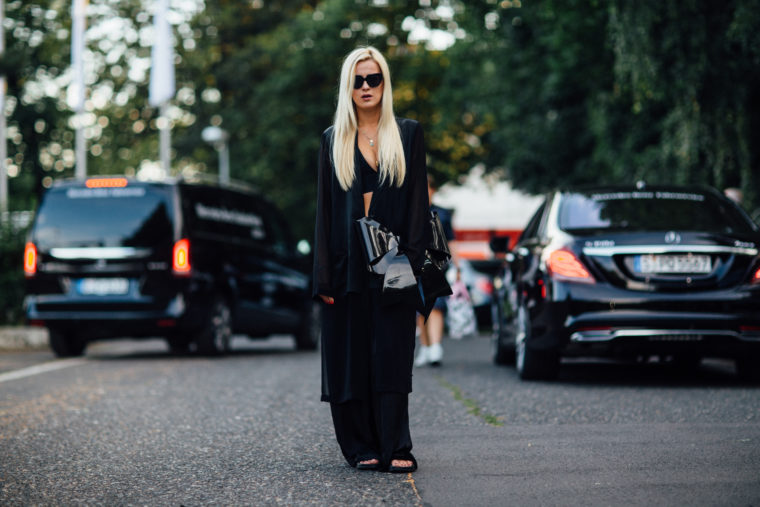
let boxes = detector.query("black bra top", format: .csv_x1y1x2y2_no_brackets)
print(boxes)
356,142,379,194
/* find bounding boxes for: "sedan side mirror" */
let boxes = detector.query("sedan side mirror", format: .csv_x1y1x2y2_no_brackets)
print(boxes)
489,236,510,254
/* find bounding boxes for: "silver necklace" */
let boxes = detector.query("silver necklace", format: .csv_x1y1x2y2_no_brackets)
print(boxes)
359,128,377,147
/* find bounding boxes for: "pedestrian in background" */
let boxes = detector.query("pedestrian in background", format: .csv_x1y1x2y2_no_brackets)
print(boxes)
312,46,429,473
415,174,457,367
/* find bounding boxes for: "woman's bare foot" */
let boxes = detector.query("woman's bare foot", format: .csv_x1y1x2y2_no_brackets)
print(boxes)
358,458,379,466
390,459,412,468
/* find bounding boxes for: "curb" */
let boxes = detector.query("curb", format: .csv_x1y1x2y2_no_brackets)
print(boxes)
0,326,50,351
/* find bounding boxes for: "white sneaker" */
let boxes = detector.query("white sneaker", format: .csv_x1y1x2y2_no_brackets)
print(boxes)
429,343,443,366
414,346,430,367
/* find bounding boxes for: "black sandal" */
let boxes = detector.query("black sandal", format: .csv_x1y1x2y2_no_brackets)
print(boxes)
388,454,418,473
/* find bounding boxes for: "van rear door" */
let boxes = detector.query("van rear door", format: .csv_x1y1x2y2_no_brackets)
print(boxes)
28,181,176,304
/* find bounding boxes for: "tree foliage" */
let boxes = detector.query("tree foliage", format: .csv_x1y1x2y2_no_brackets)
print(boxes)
3,0,760,241
2,0,73,209
173,0,474,238
0,221,26,324
443,0,760,207
606,0,760,205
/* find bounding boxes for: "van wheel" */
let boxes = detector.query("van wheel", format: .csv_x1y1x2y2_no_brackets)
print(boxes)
49,329,86,358
195,297,232,356
294,301,320,351
166,334,191,354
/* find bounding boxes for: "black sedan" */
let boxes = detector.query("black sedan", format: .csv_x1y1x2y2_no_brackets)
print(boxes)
490,184,760,381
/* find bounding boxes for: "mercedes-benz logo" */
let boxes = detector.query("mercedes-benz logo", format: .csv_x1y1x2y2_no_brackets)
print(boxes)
664,231,681,244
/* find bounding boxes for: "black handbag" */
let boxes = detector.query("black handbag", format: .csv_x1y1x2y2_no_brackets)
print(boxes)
382,251,420,307
355,212,452,312
355,217,418,306
354,216,400,275
417,211,453,318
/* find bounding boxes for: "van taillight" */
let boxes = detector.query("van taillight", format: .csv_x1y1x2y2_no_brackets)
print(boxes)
173,239,191,275
546,248,594,283
24,242,37,277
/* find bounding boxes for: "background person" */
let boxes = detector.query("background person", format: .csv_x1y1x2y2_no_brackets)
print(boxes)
312,46,429,473
415,175,457,367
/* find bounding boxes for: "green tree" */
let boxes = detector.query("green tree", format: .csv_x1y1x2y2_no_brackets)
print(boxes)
441,0,760,213
0,222,27,324
607,0,760,207
2,0,74,210
174,0,472,238
439,0,615,192
6,0,759,234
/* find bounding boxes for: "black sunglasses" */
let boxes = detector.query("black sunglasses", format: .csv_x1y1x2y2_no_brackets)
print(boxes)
354,73,384,89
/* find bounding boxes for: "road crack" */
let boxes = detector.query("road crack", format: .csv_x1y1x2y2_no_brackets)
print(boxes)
403,473,423,506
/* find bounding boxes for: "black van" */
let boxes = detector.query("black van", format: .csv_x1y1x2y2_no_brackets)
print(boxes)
23,176,318,357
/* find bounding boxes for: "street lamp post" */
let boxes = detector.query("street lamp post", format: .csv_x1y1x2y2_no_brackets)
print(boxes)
1,0,8,215
71,0,87,179
201,125,230,185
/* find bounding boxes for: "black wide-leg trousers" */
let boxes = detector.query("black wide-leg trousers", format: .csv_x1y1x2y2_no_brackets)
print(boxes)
329,392,412,468
322,280,416,470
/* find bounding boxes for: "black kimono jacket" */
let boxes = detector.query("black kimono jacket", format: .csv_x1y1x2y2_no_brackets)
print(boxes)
312,117,429,402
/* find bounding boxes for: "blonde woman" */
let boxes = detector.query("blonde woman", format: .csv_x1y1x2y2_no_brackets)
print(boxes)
313,46,429,473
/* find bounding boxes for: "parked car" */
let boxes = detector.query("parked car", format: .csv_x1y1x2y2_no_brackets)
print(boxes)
490,184,760,381
24,176,318,357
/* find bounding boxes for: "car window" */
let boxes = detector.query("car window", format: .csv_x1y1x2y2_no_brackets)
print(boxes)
183,186,267,246
559,190,755,234
33,184,174,250
519,201,547,242
259,202,295,257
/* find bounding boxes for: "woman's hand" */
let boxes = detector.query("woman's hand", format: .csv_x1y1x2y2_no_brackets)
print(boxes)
319,294,335,305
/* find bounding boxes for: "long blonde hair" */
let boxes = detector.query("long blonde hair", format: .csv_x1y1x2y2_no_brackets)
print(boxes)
332,46,406,191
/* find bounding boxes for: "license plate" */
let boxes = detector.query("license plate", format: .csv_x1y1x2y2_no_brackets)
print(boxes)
634,254,712,274
77,278,130,295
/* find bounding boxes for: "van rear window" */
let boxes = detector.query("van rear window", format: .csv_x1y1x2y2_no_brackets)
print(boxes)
66,187,147,199
33,184,174,250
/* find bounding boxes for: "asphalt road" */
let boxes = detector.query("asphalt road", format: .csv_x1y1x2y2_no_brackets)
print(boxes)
1,333,759,506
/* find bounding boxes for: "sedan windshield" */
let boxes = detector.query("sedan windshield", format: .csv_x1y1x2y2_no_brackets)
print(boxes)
559,190,755,234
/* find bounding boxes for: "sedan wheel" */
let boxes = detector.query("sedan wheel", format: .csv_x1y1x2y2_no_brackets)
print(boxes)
492,301,514,365
736,354,760,383
515,305,529,374
515,304,559,380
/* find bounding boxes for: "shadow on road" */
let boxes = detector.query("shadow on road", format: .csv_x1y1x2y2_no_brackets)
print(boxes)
553,357,752,388
85,335,316,361
448,336,754,388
